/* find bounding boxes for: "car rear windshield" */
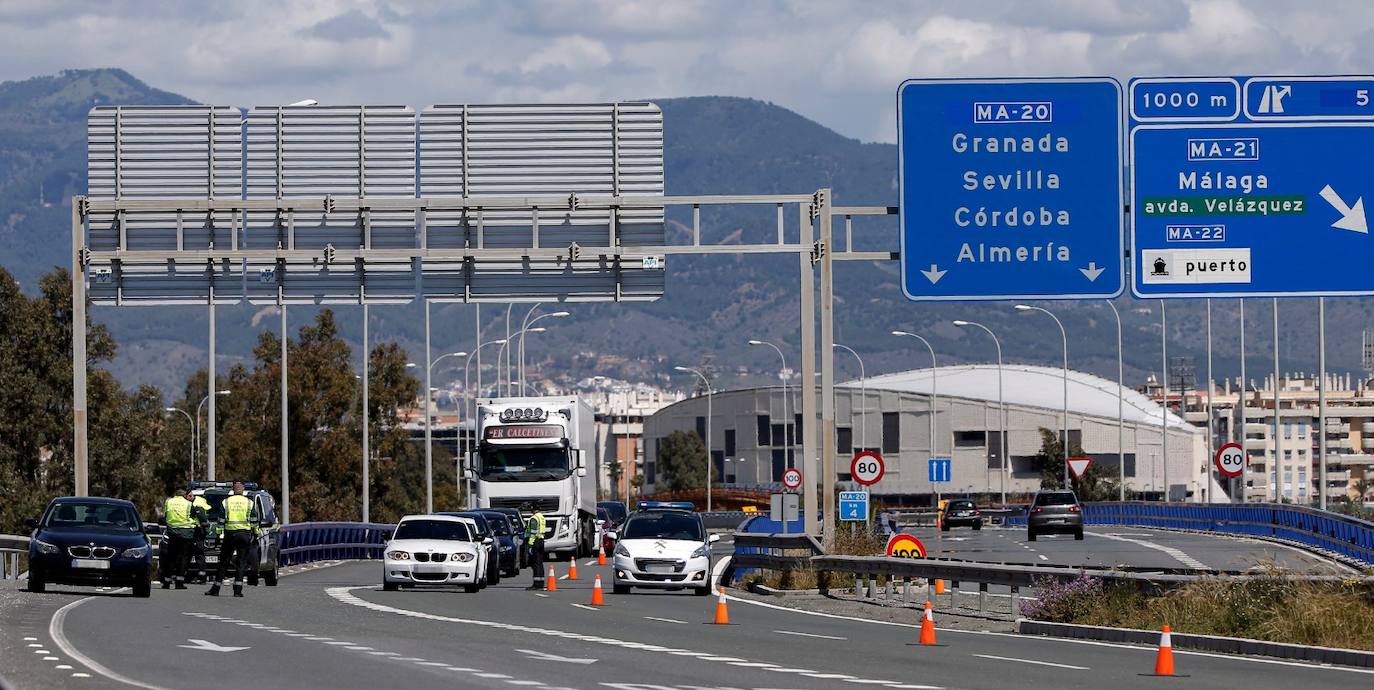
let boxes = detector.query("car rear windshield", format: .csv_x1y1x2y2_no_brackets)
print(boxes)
622,513,703,541
394,520,472,541
948,500,975,509
1034,492,1078,506
45,502,139,531
480,515,511,536
600,503,627,524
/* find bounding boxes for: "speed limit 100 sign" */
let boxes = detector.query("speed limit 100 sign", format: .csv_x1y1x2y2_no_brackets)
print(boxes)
850,451,885,486
1214,442,1245,478
781,467,804,490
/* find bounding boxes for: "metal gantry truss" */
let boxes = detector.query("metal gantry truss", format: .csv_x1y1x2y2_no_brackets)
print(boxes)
70,189,898,542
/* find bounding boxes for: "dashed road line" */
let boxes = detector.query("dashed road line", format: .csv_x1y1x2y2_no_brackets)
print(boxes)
1089,532,1207,569
570,603,599,611
327,585,944,689
774,629,846,640
643,616,688,624
973,653,1089,670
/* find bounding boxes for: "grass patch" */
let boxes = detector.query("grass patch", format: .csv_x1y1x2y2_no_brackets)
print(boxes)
1023,572,1374,651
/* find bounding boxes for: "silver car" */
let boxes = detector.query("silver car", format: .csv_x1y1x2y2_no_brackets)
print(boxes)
1026,490,1084,541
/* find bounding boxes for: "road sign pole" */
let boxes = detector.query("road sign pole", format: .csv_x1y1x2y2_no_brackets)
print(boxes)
71,199,88,497
1319,297,1327,510
818,188,835,542
1272,298,1281,504
1205,298,1214,505
1239,300,1247,504
1160,302,1168,501
799,200,819,541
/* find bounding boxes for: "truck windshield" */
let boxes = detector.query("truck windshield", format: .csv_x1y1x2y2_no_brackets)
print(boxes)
479,446,571,481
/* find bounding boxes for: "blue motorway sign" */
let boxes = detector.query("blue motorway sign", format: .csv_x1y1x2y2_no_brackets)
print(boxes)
839,491,869,522
897,78,1124,301
928,457,952,483
1131,76,1374,298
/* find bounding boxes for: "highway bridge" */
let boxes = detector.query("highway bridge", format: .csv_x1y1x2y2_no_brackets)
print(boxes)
2,526,1367,690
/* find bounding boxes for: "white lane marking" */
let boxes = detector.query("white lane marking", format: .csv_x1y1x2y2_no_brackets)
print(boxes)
415,661,449,667
1038,555,1049,561
570,603,599,611
643,616,688,624
42,656,59,661
33,649,50,654
775,629,846,640
55,665,72,670
506,681,545,686
973,653,1089,670
726,593,1374,675
711,555,731,589
345,646,374,651
1089,532,1207,569
534,593,550,598
475,672,513,678
50,596,172,690
844,679,902,685
23,638,38,642
328,586,944,688
585,560,598,567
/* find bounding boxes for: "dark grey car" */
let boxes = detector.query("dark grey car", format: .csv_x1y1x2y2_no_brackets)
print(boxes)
1026,490,1084,541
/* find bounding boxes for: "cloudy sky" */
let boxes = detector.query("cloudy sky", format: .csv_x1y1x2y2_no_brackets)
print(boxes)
0,0,1370,142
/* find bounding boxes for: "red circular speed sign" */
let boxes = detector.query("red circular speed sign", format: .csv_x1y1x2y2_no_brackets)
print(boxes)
781,467,803,490
850,451,885,486
1214,442,1245,478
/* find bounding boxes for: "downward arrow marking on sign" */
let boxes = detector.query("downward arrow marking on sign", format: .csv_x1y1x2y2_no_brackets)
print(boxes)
1320,185,1368,233
1078,262,1105,281
920,264,947,284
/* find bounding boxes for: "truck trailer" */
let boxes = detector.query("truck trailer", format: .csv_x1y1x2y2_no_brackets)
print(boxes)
470,396,598,558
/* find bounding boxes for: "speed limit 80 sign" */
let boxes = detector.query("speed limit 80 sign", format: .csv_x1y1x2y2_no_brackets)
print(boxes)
850,451,885,486
1214,442,1245,478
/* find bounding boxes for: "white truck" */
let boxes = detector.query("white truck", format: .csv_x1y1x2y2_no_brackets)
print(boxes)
471,396,598,558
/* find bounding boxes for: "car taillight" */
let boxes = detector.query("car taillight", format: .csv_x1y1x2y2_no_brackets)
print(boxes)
1032,507,1042,513
1069,505,1081,513
973,511,981,516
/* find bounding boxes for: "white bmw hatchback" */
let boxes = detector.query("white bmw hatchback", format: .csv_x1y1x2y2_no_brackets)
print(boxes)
383,515,486,593
611,509,718,595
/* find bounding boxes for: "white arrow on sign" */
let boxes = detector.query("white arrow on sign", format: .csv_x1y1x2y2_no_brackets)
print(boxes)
178,639,249,653
920,263,947,284
517,648,598,665
1319,184,1368,233
1078,261,1105,281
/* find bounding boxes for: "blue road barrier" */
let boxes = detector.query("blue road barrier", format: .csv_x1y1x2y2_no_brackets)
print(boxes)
277,522,395,566
1004,502,1374,567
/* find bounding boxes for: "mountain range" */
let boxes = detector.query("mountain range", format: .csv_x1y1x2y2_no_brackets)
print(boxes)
0,69,1367,396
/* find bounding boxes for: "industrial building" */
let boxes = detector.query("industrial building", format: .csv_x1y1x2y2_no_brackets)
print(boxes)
643,365,1208,502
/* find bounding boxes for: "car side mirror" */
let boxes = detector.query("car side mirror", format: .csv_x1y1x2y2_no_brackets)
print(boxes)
259,518,276,528
24,518,38,529
708,534,721,544
144,523,163,535
577,466,588,477
606,532,617,542
483,537,493,545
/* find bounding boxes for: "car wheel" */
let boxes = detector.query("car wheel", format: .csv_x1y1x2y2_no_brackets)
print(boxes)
693,584,711,596
489,562,501,585
940,523,949,532
1027,529,1037,542
264,566,278,586
382,582,398,592
613,583,630,595
132,578,151,598
1074,528,1084,541
27,575,45,593
248,572,259,587
973,522,982,531
464,583,481,593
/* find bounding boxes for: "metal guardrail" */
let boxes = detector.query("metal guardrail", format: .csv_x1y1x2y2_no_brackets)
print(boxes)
700,511,751,531
0,535,28,580
1001,502,1374,567
731,533,825,571
278,522,395,566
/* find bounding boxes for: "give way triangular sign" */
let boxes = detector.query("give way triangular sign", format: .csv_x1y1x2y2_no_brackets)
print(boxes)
1066,456,1092,480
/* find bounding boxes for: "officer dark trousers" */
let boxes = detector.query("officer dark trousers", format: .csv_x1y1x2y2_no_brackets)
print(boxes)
166,534,192,587
162,535,183,588
528,539,545,587
206,531,253,597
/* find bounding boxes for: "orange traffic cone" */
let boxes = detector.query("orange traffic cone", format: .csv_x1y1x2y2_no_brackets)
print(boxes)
935,579,946,595
597,545,607,566
713,587,730,624
546,565,558,592
591,574,605,606
1153,625,1175,676
919,601,937,645
568,554,579,580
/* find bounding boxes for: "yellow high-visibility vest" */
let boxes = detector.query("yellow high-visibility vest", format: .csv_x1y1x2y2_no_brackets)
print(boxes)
165,496,195,529
224,494,253,532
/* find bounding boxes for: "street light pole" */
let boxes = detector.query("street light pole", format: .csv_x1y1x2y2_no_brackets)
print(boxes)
463,339,507,507
749,339,790,461
362,303,370,524
281,305,289,524
832,343,866,450
498,327,546,395
195,390,229,480
1015,305,1069,487
165,407,194,480
520,311,569,394
945,325,1001,503
675,366,714,512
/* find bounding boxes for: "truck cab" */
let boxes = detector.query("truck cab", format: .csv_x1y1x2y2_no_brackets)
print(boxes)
471,397,598,559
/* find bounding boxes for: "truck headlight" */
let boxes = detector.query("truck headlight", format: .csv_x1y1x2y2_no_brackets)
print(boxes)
122,545,149,558
35,539,59,555
451,553,475,563
690,545,710,559
614,543,630,558
386,550,410,561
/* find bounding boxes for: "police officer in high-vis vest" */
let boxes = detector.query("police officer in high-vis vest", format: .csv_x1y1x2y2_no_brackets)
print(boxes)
162,486,204,589
522,502,547,590
206,482,256,598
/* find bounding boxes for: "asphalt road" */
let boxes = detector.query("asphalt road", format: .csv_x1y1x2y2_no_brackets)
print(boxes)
3,544,1368,690
908,525,1350,573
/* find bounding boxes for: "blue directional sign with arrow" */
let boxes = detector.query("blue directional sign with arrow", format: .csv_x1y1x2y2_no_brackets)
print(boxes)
928,457,952,483
839,491,869,522
897,78,1125,301
1131,75,1374,298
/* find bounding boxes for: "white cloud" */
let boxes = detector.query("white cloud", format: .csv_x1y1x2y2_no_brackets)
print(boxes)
0,0,1371,142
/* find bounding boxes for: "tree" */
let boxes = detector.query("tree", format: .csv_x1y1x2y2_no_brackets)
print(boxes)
657,430,707,491
1030,427,1122,501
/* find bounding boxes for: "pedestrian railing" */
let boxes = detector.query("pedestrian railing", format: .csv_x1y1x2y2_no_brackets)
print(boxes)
1001,502,1374,567
0,535,27,580
277,522,395,566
